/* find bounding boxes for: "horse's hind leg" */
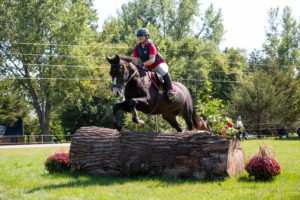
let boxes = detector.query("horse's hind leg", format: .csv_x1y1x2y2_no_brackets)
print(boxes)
162,114,182,132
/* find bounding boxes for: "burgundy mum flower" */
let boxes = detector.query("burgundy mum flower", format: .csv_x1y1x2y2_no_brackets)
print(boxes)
245,144,281,181
45,152,70,173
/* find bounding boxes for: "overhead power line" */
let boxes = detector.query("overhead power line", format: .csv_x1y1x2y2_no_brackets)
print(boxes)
0,76,249,84
5,42,300,62
2,52,296,69
0,62,255,74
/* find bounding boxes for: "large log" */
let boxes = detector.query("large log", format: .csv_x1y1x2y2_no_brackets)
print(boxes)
69,127,245,179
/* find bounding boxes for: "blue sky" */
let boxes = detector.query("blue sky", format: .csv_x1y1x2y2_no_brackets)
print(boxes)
94,0,300,54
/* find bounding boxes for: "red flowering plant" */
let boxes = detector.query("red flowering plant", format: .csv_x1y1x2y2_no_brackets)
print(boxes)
245,143,281,181
215,117,240,138
45,151,70,173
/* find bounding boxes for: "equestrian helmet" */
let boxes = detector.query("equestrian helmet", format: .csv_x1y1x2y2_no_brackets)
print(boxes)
136,28,150,36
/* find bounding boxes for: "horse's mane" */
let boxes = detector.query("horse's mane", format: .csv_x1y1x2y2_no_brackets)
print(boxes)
118,55,146,77
118,55,135,64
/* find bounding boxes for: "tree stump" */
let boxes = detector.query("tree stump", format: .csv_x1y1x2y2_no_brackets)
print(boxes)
69,127,245,179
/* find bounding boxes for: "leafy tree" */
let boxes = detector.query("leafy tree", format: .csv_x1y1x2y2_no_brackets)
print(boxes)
263,7,300,70
103,0,200,42
0,0,98,141
59,95,117,134
197,4,224,46
170,0,200,40
0,79,28,126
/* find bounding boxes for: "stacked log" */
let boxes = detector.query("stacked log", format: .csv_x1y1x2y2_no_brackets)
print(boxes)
69,127,245,179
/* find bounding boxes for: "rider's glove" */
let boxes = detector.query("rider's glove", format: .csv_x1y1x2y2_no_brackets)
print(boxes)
136,63,144,69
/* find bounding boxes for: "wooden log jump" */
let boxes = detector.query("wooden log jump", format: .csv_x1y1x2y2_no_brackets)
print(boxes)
69,127,245,179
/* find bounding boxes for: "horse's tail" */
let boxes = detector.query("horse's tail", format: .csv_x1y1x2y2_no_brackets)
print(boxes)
192,108,210,131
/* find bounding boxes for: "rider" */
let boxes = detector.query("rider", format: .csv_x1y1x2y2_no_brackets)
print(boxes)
132,28,176,102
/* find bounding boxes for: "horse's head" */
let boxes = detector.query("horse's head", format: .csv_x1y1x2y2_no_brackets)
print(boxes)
106,55,137,97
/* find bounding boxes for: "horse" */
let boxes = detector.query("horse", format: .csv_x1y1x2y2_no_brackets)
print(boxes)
106,55,209,133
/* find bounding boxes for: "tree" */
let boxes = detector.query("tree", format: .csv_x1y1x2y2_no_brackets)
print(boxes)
228,68,299,136
263,7,300,69
103,0,200,42
0,79,28,126
170,0,200,40
197,4,224,46
0,0,98,141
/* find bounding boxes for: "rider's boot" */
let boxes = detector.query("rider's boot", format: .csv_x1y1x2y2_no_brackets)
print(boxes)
163,73,176,102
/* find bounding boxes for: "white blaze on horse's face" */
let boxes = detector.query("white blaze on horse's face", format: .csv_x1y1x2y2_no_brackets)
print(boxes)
112,77,121,97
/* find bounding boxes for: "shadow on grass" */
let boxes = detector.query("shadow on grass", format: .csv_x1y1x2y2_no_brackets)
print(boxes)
28,172,225,193
274,137,300,141
237,174,277,183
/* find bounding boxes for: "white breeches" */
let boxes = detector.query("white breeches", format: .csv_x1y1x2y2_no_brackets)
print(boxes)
151,63,168,76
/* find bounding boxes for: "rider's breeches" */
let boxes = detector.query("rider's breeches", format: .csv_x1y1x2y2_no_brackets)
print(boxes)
151,63,168,76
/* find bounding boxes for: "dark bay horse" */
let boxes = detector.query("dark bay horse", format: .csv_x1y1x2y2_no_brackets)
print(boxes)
106,55,209,133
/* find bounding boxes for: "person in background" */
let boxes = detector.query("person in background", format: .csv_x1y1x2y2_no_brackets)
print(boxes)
236,116,248,140
278,125,289,139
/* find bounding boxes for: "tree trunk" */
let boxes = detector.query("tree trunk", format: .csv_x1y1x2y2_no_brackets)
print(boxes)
69,127,245,180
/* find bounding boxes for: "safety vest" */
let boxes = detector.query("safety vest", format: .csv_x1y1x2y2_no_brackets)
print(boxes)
136,41,165,63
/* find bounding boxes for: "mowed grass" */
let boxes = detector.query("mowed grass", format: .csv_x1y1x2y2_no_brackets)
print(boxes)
0,138,299,200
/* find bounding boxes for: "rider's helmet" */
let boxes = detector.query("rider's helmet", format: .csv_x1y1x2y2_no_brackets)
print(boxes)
136,28,150,36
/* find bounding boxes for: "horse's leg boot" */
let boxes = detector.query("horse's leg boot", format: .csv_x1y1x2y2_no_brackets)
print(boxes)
163,73,176,102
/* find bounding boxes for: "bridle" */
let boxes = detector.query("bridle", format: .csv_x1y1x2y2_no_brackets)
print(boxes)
111,62,138,92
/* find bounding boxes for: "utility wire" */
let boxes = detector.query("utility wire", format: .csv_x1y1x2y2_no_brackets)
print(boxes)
0,76,249,84
2,52,296,68
6,42,300,62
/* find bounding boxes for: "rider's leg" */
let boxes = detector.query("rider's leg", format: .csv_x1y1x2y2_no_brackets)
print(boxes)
152,63,175,101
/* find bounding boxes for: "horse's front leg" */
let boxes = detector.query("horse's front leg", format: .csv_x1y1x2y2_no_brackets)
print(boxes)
129,97,150,127
113,101,130,133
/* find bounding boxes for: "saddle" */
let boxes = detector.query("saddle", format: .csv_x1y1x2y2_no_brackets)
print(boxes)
147,71,176,93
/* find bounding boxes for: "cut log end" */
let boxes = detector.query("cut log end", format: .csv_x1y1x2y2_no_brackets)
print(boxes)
69,127,245,180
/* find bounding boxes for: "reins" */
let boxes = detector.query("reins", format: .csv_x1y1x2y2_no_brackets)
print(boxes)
112,62,138,91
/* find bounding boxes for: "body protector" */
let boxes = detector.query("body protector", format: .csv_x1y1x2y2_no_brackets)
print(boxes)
135,41,165,64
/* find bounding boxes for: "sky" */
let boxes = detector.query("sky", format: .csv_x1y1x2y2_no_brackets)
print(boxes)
93,0,300,54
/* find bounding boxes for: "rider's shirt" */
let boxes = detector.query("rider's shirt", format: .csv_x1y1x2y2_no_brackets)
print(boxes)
133,40,166,70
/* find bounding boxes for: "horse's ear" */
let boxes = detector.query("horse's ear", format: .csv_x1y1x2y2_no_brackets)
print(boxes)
115,55,120,63
106,56,112,64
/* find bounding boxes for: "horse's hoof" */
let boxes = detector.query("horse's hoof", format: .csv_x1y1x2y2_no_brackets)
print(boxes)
138,120,145,127
119,127,125,134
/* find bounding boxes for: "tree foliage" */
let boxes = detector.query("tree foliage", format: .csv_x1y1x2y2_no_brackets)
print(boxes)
0,80,28,126
0,1,299,136
0,0,99,140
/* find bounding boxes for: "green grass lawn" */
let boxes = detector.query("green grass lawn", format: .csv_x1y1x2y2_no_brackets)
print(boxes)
0,138,299,200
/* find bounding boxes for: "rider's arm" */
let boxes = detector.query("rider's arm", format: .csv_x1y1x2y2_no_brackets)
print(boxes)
132,57,139,65
143,54,155,66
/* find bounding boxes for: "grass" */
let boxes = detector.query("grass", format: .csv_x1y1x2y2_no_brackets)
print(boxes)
0,137,299,200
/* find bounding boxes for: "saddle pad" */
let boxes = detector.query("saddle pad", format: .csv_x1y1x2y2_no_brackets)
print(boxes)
147,71,176,91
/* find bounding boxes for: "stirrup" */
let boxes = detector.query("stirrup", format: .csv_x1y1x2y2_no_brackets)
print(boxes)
167,90,176,102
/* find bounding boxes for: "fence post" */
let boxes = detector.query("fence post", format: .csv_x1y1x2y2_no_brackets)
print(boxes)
154,115,158,132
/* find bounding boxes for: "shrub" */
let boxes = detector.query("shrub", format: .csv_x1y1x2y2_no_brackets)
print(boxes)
245,144,281,181
45,152,70,173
